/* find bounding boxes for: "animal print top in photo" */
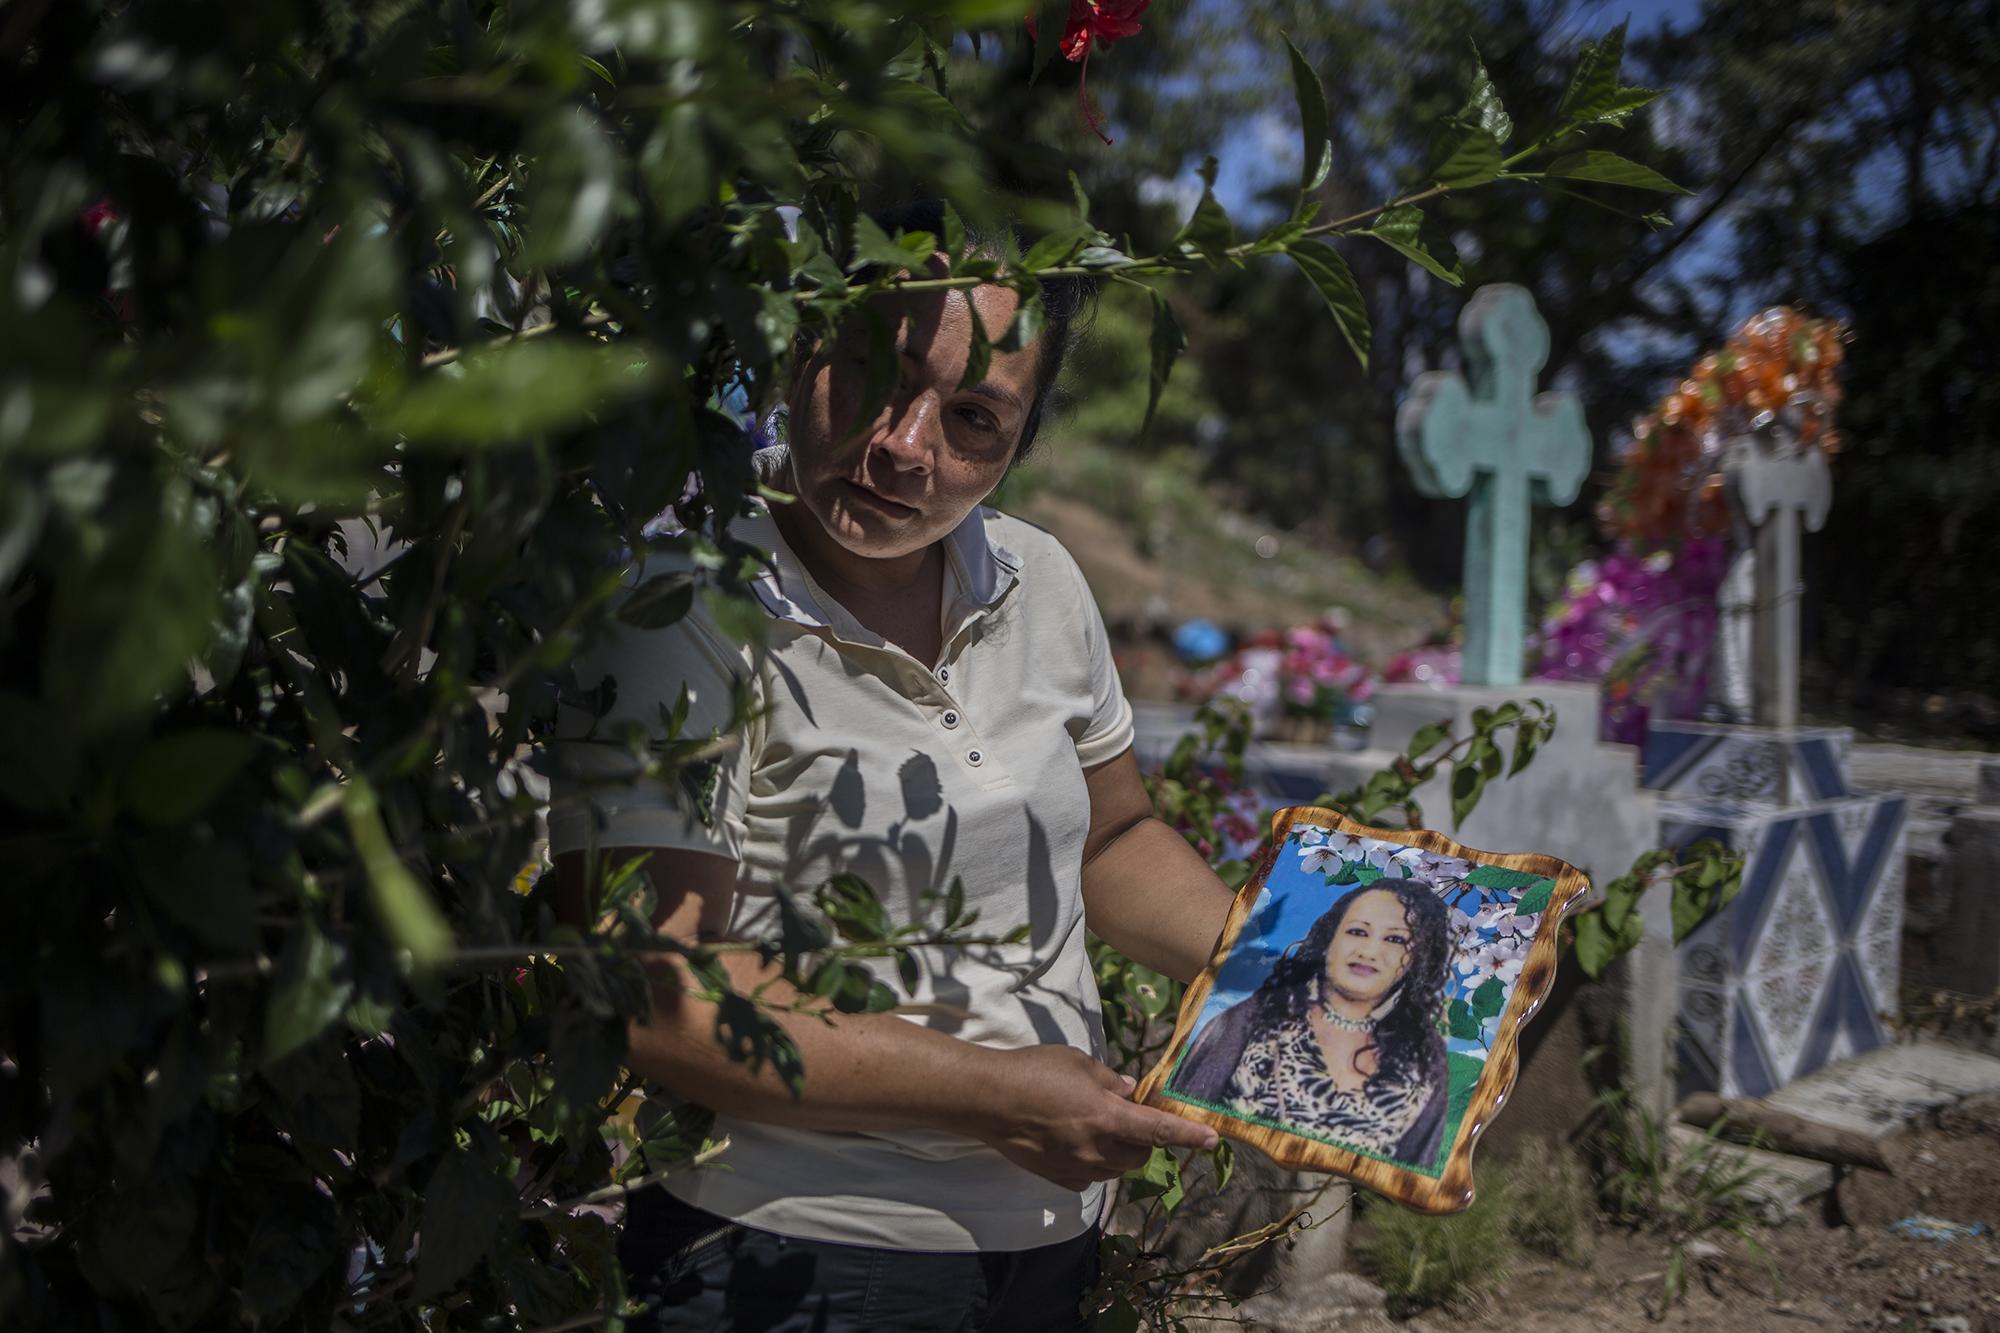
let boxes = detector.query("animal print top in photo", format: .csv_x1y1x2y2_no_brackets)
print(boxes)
1220,1015,1435,1158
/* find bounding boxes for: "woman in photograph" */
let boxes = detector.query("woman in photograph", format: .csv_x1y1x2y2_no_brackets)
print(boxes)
1174,880,1452,1166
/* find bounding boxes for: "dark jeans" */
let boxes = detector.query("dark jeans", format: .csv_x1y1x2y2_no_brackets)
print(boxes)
620,1188,1102,1332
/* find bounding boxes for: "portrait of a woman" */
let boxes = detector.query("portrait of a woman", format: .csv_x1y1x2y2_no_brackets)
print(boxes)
1171,880,1453,1167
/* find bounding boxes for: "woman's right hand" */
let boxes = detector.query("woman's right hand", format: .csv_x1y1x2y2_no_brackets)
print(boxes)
961,1045,1219,1192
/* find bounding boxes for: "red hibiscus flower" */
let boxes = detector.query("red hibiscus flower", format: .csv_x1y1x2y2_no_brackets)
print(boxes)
1025,1,1151,143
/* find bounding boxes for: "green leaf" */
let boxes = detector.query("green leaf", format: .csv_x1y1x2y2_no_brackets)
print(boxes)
45,510,216,736
996,293,1046,353
241,1187,341,1316
122,728,259,825
1540,151,1690,194
1099,1297,1142,1333
1508,722,1542,777
521,107,620,268
1513,877,1555,917
1405,719,1452,759
1075,244,1134,269
264,922,352,1064
1557,20,1627,126
1573,912,1614,978
1459,48,1513,145
1464,864,1545,890
1124,1146,1185,1213
1471,976,1507,1020
1209,1138,1234,1192
641,104,712,230
1450,762,1488,826
1670,881,1710,942
1174,158,1236,262
384,340,661,446
1020,230,1083,271
881,76,968,135
344,777,452,968
848,215,922,274
1555,22,1660,129
1284,34,1332,198
1141,288,1187,441
940,200,966,259
415,1140,514,1295
1448,997,1483,1040
1284,240,1371,369
1430,119,1504,189
1361,206,1464,286
819,873,892,942
618,572,697,630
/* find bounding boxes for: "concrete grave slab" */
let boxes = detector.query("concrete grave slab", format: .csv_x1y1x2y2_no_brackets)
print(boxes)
1761,1040,2000,1140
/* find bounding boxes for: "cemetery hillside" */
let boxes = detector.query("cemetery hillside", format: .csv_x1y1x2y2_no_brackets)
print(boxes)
3,2,1998,1331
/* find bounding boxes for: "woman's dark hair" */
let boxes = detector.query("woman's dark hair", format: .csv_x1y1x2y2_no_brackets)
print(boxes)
1244,881,1451,1093
852,199,1098,464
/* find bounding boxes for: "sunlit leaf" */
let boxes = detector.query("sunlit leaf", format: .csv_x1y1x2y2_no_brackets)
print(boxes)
383,340,662,446
1459,48,1513,145
521,107,621,267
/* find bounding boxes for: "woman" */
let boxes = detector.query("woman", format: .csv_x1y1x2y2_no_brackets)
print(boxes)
550,205,1236,1331
1173,881,1451,1167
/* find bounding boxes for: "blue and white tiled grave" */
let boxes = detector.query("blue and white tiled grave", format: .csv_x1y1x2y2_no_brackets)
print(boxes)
1648,726,1908,1100
1644,720,1854,805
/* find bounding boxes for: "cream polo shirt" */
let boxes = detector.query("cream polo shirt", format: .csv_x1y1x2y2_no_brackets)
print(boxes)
548,450,1135,1252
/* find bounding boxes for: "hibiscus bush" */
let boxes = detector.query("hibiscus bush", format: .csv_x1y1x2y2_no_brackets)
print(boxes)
0,2,1691,1328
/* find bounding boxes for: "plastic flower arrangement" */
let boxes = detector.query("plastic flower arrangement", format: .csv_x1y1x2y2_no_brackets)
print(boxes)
1596,307,1846,550
1181,614,1377,738
1538,308,1847,742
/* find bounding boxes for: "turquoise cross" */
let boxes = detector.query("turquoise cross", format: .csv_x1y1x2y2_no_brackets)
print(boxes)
1397,285,1592,686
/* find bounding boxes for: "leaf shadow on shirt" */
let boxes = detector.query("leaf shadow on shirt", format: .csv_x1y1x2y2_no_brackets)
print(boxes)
776,750,1069,1036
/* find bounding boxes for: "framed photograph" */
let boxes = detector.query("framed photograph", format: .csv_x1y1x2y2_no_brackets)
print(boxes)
1136,807,1591,1213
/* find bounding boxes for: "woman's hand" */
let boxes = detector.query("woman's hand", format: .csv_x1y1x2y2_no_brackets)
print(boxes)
961,1045,1218,1192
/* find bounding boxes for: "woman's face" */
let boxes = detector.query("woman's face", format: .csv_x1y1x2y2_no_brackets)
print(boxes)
785,281,1043,562
1325,890,1415,1005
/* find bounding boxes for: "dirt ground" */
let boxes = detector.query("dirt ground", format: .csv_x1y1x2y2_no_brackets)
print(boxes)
1347,1095,2000,1333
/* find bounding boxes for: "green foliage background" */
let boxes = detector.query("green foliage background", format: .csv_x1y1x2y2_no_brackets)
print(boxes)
0,0,1696,1327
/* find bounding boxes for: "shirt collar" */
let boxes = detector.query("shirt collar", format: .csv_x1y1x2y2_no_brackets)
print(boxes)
739,446,1020,634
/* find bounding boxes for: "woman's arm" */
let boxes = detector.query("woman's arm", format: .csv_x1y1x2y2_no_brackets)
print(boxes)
1077,748,1238,985
555,846,1216,1191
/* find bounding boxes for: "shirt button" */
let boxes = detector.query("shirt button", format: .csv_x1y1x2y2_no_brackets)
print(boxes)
967,749,983,766
941,710,960,729
937,666,950,683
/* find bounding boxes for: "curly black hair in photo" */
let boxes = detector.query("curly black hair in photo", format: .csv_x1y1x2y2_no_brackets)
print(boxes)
1242,880,1452,1093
